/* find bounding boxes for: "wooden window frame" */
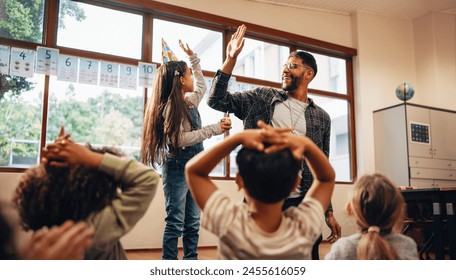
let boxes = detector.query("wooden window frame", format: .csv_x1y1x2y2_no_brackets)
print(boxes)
1,0,357,183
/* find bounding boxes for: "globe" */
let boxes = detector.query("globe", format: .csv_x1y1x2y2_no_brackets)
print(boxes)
396,82,415,101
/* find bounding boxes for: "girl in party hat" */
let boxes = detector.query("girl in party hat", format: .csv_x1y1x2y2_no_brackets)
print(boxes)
141,40,231,259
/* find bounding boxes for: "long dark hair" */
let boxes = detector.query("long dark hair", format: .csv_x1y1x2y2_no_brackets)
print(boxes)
141,61,193,167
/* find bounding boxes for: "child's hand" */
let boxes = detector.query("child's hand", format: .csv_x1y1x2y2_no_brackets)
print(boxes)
42,140,102,168
238,130,266,151
266,133,309,160
23,220,93,260
220,112,232,132
257,120,290,133
286,134,308,160
41,126,103,168
54,125,71,144
220,119,232,132
237,122,289,151
256,120,293,152
179,39,193,56
257,121,308,160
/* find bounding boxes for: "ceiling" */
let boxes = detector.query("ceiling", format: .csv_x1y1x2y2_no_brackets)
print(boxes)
246,0,456,20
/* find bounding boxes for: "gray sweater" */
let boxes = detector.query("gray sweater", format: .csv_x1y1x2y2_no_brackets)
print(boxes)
84,154,159,259
324,232,418,260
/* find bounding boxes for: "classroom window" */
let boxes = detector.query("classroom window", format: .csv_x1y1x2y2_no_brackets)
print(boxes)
57,0,143,59
313,96,351,182
336,133,349,155
151,19,223,71
0,0,46,43
0,0,356,183
0,74,44,167
47,76,144,160
233,38,289,83
305,51,347,95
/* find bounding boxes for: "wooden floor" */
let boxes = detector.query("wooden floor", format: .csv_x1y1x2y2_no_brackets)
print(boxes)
126,241,331,260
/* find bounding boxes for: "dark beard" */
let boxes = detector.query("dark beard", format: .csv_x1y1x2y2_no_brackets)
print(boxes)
282,76,299,91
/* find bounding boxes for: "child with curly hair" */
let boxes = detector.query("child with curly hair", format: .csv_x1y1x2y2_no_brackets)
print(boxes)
14,127,159,259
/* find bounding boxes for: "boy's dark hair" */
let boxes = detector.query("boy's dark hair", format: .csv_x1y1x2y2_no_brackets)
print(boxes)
236,147,301,203
13,145,125,231
289,51,318,77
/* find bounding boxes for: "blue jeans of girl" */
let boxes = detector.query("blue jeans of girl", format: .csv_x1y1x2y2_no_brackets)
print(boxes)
162,144,203,260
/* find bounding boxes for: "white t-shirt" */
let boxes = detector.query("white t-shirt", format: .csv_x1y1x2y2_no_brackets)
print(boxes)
271,97,308,197
271,97,308,136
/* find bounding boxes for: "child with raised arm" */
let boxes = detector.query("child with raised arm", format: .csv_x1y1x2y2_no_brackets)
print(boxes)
141,40,231,260
325,173,418,260
185,121,335,259
13,127,159,259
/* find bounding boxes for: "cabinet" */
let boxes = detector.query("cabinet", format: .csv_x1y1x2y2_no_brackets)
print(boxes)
373,103,456,188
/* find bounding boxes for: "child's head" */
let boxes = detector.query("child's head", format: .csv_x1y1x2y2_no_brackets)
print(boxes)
155,61,192,101
13,146,124,231
347,173,405,259
235,147,301,204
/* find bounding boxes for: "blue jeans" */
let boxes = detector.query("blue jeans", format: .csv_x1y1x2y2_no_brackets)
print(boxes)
162,145,202,260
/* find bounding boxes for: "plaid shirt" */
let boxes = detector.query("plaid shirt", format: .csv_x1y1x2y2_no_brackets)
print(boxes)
208,70,332,210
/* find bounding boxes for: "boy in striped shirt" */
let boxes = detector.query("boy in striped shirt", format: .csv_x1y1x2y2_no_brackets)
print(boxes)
185,121,335,259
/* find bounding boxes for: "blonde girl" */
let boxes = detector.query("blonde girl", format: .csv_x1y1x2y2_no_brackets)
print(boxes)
325,173,418,260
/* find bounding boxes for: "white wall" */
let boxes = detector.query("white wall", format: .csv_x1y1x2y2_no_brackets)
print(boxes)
0,173,21,201
354,11,456,175
1,0,456,249
353,12,417,175
414,12,456,109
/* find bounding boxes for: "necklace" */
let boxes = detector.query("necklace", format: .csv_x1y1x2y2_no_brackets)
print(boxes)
287,97,308,135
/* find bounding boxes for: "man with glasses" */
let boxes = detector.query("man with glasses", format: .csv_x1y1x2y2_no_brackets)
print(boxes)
207,24,341,259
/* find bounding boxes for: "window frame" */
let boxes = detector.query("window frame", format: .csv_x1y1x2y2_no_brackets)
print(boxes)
0,0,357,184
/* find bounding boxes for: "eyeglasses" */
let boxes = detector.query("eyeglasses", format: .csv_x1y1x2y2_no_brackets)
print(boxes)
282,63,313,71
